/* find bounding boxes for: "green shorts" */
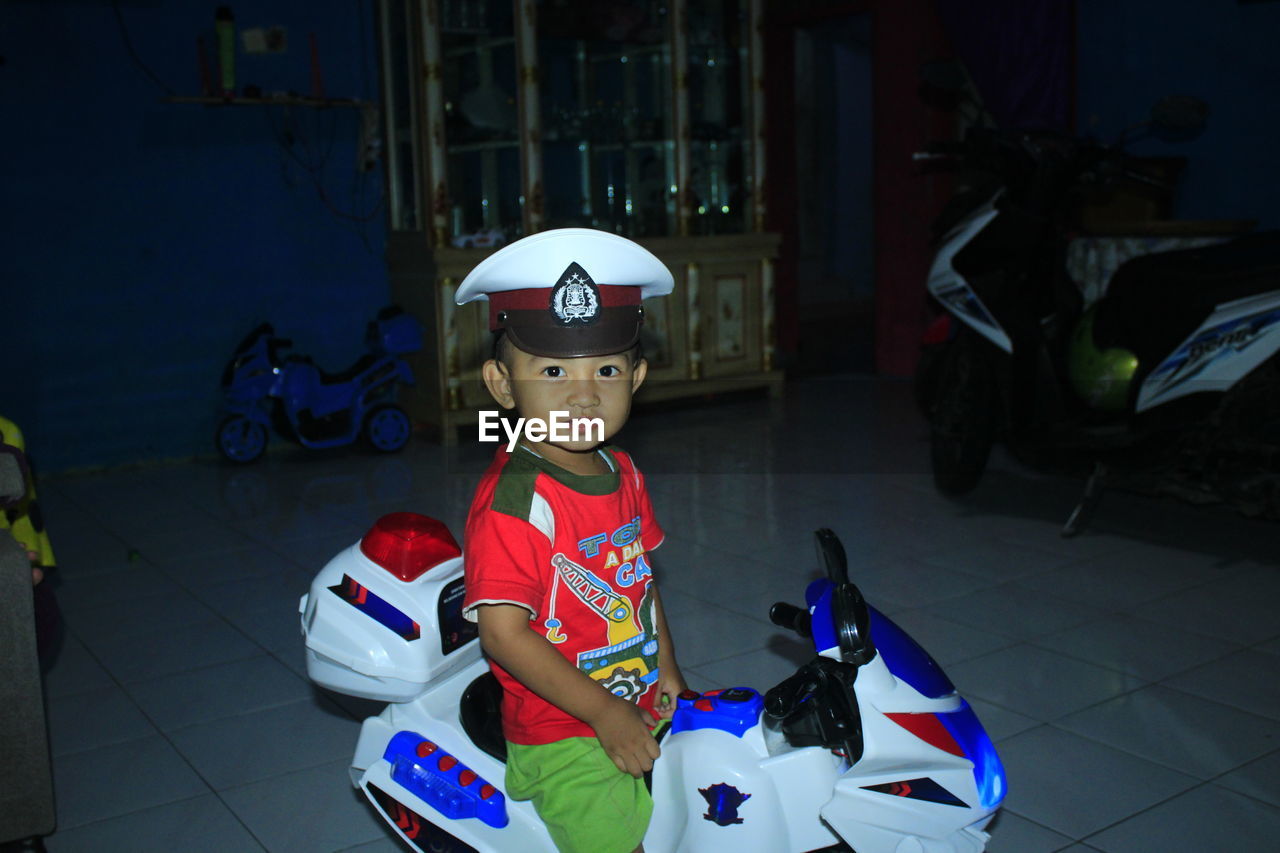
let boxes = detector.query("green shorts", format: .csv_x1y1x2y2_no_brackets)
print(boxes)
505,737,653,853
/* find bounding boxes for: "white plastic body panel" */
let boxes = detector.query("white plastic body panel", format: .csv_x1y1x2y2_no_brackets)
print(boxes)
304,532,1002,853
926,192,1014,354
1137,290,1280,412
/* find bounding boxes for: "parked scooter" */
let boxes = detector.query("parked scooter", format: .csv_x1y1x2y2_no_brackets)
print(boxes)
915,96,1280,533
300,515,1006,852
216,307,421,463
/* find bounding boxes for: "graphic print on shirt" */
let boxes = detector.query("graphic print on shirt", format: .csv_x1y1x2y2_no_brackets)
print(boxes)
546,517,660,702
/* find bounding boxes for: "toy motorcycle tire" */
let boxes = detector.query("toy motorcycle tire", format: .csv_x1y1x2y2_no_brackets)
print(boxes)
216,415,268,464
363,404,412,453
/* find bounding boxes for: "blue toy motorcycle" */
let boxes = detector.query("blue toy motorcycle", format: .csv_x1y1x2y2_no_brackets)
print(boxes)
216,307,422,463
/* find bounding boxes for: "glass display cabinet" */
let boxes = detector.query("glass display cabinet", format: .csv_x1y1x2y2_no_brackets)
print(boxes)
380,0,780,441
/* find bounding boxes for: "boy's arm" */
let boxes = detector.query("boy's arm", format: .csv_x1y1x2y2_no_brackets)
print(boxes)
476,602,661,778
651,585,687,718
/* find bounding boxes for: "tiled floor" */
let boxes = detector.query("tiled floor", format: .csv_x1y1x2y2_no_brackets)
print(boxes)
27,376,1280,852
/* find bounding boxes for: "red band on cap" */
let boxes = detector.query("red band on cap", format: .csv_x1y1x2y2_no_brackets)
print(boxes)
489,284,642,330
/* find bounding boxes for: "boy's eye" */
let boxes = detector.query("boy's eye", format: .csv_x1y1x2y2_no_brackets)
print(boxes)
541,366,564,378
598,365,622,377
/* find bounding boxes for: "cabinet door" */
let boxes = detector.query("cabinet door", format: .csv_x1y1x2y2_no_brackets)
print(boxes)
685,0,753,236
535,0,676,238
441,2,524,244
698,258,761,378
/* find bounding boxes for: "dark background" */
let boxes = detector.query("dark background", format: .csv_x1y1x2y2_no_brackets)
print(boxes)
3,0,1279,471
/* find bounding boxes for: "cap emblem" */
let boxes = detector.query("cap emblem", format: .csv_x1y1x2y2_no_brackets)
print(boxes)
550,262,601,325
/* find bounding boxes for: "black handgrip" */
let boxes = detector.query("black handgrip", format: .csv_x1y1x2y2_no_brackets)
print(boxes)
769,602,812,638
814,528,848,584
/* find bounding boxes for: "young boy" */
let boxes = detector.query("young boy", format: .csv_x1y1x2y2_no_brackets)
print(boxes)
457,229,686,853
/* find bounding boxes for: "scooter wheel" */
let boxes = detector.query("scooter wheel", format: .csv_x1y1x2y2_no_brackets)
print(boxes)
929,332,995,495
216,415,267,464
364,404,412,452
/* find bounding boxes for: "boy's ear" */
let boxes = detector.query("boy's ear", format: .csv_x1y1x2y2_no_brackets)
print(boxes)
482,359,516,410
630,357,648,394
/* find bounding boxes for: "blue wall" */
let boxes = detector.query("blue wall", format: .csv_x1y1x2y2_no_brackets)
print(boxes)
0,1,388,471
1076,0,1280,227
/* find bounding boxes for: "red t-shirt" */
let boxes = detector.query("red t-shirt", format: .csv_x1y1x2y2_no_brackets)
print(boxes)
463,444,665,745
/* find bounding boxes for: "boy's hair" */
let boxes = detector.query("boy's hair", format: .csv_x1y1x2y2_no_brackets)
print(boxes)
490,330,644,369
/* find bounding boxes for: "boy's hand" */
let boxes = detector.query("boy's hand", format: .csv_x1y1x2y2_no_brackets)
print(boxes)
653,667,689,720
591,698,661,778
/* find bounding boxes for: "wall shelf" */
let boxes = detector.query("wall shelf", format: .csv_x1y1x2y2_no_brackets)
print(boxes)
162,95,372,109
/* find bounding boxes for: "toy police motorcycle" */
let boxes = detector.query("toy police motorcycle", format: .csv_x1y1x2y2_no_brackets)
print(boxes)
915,95,1280,533
300,514,1006,852
216,307,421,463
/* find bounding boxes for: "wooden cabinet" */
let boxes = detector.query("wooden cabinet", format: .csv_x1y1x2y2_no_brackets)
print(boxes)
378,0,780,441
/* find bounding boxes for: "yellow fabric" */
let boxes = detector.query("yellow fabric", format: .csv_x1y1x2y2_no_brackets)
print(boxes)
0,416,55,568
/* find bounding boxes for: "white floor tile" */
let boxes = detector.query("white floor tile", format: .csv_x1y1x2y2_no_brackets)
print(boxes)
167,697,363,790
42,633,115,699
46,684,157,757
1031,614,1241,682
126,654,315,732
984,810,1073,853
965,697,1041,743
1133,566,1280,645
884,609,1017,667
996,726,1197,838
658,586,778,669
945,644,1146,722
1214,750,1280,808
1018,545,1243,612
51,734,210,830
1086,783,1280,853
924,582,1103,641
1055,684,1280,778
1162,649,1280,721
83,618,261,684
221,758,389,853
43,793,265,853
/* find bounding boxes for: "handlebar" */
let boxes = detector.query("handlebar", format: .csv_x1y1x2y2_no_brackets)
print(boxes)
769,602,812,638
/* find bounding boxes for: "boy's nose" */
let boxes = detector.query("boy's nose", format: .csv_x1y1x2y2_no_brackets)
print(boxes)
565,380,600,409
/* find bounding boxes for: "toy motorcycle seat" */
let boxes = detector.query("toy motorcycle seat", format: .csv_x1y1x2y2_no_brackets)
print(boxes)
461,671,508,764
1094,230,1280,370
286,353,383,387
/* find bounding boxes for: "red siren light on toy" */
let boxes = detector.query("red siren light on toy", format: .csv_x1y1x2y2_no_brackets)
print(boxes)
360,513,461,582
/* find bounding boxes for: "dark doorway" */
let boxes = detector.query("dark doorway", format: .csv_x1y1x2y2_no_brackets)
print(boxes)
792,15,874,374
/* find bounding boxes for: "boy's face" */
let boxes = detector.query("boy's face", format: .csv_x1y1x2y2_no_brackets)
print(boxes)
482,340,648,459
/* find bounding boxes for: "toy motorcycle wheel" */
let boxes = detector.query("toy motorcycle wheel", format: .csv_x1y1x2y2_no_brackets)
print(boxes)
363,404,412,453
216,415,267,464
929,331,995,495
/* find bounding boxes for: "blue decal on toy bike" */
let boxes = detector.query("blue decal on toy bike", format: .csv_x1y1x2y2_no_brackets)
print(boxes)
383,731,508,829
861,776,967,807
699,783,751,826
937,702,1006,809
866,607,956,700
330,575,422,641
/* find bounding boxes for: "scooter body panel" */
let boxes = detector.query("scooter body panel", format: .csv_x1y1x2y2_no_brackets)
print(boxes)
926,193,1013,354
1137,290,1280,411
